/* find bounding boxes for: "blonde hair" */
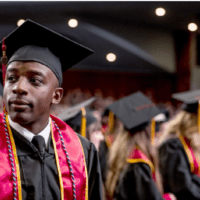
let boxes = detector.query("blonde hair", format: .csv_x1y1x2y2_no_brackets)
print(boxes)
158,110,200,160
106,122,163,199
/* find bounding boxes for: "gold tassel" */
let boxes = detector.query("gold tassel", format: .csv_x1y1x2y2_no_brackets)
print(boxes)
108,111,114,133
151,119,156,145
81,107,86,137
198,100,200,134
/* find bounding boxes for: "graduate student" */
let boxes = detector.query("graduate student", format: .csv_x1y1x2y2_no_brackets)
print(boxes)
0,19,102,200
105,91,175,200
99,103,119,185
159,90,200,200
57,97,97,139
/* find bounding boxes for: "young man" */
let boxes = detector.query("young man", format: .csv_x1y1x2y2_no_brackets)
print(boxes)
0,19,102,200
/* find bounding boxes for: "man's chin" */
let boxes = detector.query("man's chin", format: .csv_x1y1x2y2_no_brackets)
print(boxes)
8,112,31,125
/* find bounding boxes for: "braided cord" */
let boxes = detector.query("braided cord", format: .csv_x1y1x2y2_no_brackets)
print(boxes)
52,119,77,200
3,114,18,200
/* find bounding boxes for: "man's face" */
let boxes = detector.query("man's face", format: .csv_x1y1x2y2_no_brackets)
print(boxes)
4,61,62,126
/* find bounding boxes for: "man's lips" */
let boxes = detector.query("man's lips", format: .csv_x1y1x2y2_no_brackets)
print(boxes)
9,99,31,109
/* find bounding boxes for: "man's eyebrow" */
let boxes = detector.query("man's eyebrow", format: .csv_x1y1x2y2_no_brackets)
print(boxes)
6,68,46,78
6,68,18,73
28,70,46,78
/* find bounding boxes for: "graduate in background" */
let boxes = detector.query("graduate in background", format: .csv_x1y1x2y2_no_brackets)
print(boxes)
0,19,102,200
105,91,176,200
159,90,200,200
99,101,124,185
57,97,97,139
154,108,170,146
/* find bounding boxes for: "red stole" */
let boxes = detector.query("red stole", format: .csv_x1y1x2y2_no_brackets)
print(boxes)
0,113,88,200
179,135,200,177
127,147,156,181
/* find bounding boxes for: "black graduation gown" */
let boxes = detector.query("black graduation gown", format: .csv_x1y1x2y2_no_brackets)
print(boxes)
11,127,103,200
159,137,200,200
113,162,165,200
99,140,108,184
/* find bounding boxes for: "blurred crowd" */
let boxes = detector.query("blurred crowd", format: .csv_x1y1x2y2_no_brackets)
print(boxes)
49,88,200,200
48,87,178,150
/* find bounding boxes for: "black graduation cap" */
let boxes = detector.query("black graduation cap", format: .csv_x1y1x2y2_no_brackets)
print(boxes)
0,19,94,86
57,97,96,136
107,91,161,133
172,90,200,113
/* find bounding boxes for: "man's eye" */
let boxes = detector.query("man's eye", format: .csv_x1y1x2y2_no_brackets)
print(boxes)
30,78,43,84
7,76,17,82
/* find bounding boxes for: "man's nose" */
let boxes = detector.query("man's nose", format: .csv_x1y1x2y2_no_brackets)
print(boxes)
12,77,28,95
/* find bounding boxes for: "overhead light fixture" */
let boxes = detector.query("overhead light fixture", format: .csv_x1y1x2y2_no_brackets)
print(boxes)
17,19,25,27
68,19,78,28
155,7,166,16
106,53,116,62
188,23,198,32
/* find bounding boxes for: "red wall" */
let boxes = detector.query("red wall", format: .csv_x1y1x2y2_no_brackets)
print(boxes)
62,70,175,103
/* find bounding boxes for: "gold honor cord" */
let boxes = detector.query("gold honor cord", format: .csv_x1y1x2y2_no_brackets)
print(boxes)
151,119,156,146
108,111,114,133
198,100,200,134
50,120,64,200
81,107,86,138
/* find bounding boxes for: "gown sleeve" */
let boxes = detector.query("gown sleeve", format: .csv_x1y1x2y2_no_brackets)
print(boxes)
77,134,103,200
99,140,108,184
113,162,165,200
159,138,200,200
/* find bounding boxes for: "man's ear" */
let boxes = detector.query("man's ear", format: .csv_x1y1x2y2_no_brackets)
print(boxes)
52,87,64,104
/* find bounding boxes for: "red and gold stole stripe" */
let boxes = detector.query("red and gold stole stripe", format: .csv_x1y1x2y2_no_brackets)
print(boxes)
179,135,200,177
127,147,156,181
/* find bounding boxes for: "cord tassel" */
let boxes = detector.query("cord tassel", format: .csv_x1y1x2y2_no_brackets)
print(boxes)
151,119,156,145
1,37,8,114
108,111,114,133
81,107,86,137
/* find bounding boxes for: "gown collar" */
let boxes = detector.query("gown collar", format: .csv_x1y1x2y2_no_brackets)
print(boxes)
8,115,51,149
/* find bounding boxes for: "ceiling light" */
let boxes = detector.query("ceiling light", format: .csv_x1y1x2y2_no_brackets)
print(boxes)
188,23,198,32
106,53,116,62
17,19,25,27
155,7,166,16
68,19,78,28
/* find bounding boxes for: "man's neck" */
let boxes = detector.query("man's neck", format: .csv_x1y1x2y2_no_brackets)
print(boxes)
8,115,51,148
20,119,49,135
8,115,50,135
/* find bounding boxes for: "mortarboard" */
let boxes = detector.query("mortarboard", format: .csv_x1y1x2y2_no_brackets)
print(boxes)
107,91,161,143
172,90,200,113
57,97,96,137
172,90,200,133
0,19,94,86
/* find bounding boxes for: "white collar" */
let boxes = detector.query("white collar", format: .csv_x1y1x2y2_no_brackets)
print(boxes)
8,115,51,149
